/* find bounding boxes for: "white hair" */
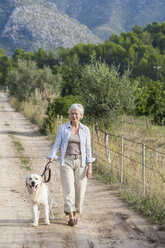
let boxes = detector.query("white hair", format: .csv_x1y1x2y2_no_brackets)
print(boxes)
68,103,84,118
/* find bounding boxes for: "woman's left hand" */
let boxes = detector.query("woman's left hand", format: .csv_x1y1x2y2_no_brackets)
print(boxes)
86,163,92,178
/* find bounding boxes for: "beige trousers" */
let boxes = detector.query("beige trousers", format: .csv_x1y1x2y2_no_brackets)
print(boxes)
60,155,87,214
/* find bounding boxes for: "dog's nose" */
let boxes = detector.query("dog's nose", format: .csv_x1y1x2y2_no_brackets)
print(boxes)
31,181,35,186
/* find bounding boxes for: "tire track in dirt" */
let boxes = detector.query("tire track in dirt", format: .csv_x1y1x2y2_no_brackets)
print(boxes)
0,92,165,248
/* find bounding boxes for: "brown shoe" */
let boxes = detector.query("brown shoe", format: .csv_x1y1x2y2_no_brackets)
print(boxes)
68,219,75,226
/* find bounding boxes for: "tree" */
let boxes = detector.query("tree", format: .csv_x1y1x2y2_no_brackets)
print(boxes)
79,57,138,127
8,60,62,101
136,77,165,124
43,95,83,133
35,66,62,94
0,50,12,87
145,21,161,35
53,63,82,97
100,41,127,72
8,59,39,101
132,25,143,35
12,49,34,62
33,48,59,68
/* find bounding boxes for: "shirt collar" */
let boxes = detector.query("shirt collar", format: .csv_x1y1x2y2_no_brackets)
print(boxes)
66,122,71,128
66,122,85,130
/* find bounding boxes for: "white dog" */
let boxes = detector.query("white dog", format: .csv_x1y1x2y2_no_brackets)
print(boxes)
26,174,54,227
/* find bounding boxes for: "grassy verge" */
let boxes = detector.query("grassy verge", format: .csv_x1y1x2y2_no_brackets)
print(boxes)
120,190,165,229
8,133,31,171
9,95,48,131
93,162,165,229
93,163,117,184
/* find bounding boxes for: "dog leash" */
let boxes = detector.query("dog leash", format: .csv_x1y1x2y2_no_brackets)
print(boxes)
41,165,51,183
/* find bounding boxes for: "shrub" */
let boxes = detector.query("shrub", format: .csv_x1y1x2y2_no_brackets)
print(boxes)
43,95,83,133
8,60,62,102
79,57,138,128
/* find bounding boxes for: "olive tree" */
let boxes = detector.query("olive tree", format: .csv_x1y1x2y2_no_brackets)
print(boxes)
80,59,138,127
8,59,62,101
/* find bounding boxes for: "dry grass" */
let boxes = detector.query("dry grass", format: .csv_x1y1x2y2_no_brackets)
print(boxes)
93,120,165,197
9,86,58,129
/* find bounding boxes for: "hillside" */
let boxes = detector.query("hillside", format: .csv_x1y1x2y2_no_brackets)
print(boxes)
0,0,165,55
50,0,165,40
0,0,102,55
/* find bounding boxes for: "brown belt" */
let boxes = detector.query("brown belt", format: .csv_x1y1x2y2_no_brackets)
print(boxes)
67,154,81,160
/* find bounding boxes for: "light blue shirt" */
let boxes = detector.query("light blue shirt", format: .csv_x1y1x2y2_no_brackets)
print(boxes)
47,122,95,167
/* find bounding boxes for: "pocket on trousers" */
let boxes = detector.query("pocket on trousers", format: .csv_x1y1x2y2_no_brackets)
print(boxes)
64,156,73,168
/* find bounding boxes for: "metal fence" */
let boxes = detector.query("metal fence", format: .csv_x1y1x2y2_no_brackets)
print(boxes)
91,126,165,206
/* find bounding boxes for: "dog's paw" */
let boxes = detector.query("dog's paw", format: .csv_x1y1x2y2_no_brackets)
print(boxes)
32,222,38,227
44,219,50,225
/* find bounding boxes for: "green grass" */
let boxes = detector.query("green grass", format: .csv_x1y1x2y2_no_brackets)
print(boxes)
21,157,31,171
8,134,24,152
120,190,165,229
93,163,165,229
4,121,10,126
12,139,25,152
8,133,31,171
93,163,117,184
8,133,14,139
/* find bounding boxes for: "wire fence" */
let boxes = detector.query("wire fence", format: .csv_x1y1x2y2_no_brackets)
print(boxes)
91,125,165,206
57,115,165,207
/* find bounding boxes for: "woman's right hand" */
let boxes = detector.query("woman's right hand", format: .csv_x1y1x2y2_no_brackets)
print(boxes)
86,163,92,178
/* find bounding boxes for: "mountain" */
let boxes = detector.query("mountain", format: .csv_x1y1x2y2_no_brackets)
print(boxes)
0,0,165,55
50,0,165,40
0,0,102,55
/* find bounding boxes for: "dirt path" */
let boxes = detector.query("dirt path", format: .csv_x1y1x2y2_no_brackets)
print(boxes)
0,92,165,248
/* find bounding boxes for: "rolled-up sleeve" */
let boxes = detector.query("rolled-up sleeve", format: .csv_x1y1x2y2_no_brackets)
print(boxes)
47,125,62,160
86,127,95,164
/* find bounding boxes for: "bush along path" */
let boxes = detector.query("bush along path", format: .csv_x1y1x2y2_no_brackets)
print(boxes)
0,91,165,248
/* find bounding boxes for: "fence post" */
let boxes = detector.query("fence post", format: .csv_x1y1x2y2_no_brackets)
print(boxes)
142,143,146,196
57,114,59,123
95,124,100,143
92,125,95,157
104,131,111,169
60,115,63,125
121,136,124,183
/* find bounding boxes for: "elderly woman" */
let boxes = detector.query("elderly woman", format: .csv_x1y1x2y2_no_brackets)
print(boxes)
46,103,95,226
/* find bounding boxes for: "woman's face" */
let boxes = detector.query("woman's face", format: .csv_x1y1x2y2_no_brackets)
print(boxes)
70,109,82,124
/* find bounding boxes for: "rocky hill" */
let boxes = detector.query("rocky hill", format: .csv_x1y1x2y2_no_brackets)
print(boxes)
50,0,165,40
0,0,165,55
0,0,102,55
